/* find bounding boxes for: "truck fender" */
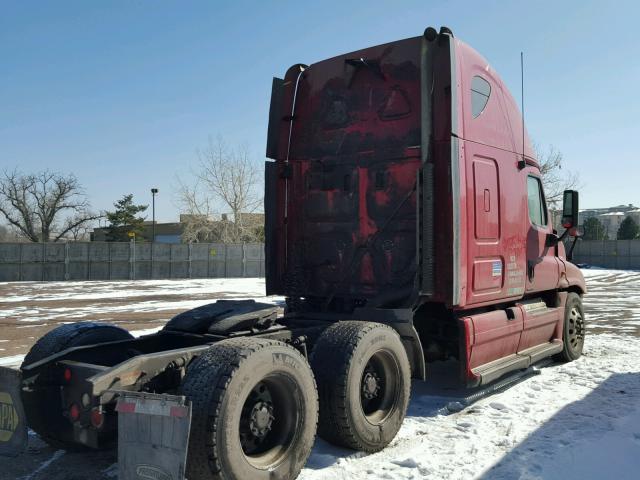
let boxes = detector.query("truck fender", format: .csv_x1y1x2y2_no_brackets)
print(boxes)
162,300,278,335
560,261,587,295
352,308,426,380
392,322,427,381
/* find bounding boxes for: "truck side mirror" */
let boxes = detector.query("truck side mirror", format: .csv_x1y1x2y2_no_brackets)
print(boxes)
562,190,579,233
266,77,285,160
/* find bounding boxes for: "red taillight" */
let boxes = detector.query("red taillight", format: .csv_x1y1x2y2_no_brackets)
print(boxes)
63,368,72,382
90,408,104,429
69,403,80,422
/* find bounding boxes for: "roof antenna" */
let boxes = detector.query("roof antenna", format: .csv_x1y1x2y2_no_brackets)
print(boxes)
518,51,526,169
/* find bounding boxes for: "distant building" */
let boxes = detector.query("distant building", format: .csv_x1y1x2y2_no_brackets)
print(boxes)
91,213,265,243
91,221,184,243
237,212,265,226
579,204,638,220
179,214,214,224
578,204,638,239
596,212,625,237
550,204,639,238
627,209,640,225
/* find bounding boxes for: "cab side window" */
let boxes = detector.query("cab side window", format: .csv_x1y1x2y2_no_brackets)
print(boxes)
471,76,491,118
527,176,548,226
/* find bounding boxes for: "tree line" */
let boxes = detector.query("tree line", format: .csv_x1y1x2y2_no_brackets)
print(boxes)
0,137,264,243
582,216,640,241
0,169,156,243
2,140,633,243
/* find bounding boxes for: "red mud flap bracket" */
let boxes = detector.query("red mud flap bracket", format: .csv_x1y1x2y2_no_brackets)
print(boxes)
116,391,192,480
0,367,28,457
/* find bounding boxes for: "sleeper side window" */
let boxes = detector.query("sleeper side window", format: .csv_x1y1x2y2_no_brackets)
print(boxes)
471,76,491,118
527,176,548,227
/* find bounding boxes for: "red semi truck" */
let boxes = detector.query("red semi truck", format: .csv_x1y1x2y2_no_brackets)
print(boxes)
0,26,585,480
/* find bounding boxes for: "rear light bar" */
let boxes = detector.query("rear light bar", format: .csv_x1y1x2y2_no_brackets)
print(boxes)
69,403,80,422
90,408,105,429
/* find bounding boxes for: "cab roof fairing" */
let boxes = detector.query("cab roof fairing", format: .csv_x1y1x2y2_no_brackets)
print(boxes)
452,39,537,167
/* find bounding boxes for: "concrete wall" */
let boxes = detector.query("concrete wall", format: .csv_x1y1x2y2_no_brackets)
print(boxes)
571,239,640,270
0,242,265,282
3,239,633,282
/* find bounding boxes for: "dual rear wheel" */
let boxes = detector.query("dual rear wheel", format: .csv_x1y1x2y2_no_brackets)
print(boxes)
180,337,318,480
182,321,411,479
22,321,411,479
21,322,134,450
310,321,411,452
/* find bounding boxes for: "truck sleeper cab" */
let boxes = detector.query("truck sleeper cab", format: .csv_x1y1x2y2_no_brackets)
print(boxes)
264,25,586,386
0,26,586,480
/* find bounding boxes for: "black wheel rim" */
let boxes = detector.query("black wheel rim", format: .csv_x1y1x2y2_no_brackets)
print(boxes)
359,349,401,424
567,307,585,352
239,374,300,469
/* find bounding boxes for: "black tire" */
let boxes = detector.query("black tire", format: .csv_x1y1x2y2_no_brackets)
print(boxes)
21,322,133,368
180,337,318,480
21,322,133,450
556,292,585,362
310,321,411,452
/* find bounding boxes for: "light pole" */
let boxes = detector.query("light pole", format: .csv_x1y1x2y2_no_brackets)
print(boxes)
151,188,158,242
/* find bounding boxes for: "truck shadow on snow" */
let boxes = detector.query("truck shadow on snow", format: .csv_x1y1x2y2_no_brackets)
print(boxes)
306,368,640,477
478,372,640,480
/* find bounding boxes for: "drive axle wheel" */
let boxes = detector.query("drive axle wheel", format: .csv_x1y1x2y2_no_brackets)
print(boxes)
556,292,586,362
20,322,133,450
311,321,411,453
181,338,318,480
359,351,400,424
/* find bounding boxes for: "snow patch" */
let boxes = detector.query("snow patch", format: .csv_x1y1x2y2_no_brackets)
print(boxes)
0,354,25,367
300,333,640,480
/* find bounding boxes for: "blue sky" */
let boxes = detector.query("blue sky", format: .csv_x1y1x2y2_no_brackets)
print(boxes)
1,0,638,221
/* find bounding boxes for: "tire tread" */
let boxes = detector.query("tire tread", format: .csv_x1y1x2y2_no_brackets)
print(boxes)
181,337,318,480
21,322,133,450
556,292,585,362
311,321,409,452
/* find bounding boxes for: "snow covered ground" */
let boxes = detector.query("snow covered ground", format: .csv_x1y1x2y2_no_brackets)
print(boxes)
0,277,282,364
301,332,640,480
0,277,274,323
300,269,640,480
0,269,639,479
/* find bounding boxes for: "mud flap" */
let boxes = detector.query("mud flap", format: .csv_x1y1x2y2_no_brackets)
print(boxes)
116,392,191,480
0,367,28,457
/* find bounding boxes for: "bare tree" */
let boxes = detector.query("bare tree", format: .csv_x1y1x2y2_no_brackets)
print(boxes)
0,223,24,242
176,136,263,243
534,143,580,210
0,170,102,242
64,220,95,241
175,178,219,243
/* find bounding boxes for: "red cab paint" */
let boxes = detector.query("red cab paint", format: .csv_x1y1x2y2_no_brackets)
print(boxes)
265,27,586,385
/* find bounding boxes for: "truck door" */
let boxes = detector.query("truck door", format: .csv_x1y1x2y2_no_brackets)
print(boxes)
518,174,562,351
524,175,560,293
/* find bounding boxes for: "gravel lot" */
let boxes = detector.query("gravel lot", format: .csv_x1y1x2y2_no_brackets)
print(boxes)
0,278,276,365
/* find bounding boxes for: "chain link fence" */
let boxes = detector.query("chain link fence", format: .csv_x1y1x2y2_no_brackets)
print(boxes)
0,242,265,281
